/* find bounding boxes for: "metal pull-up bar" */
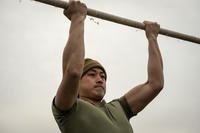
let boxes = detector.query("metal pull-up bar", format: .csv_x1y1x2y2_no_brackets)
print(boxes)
34,0,200,44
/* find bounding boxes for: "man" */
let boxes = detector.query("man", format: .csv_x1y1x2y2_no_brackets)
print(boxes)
52,1,164,133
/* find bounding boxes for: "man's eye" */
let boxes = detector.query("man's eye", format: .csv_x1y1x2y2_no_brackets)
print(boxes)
101,75,106,80
88,73,95,76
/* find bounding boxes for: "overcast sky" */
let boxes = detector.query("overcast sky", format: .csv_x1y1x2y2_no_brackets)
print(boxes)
0,0,200,133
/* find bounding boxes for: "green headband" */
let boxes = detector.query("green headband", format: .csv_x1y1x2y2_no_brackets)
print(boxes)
82,58,107,80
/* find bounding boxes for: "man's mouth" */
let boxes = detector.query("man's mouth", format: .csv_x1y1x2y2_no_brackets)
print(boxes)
94,85,104,90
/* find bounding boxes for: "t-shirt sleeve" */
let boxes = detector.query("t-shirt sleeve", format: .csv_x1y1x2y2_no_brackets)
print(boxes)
119,96,137,120
51,97,77,126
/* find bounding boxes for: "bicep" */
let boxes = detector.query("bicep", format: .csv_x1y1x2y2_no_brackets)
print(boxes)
55,72,80,111
125,82,161,114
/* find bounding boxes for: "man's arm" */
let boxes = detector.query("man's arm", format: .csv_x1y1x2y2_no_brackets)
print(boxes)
55,1,87,111
125,21,164,114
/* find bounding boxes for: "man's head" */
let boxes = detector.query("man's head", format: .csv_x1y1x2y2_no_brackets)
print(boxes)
79,58,107,101
82,58,107,80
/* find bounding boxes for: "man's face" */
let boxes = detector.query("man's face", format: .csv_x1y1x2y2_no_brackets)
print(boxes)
79,68,106,101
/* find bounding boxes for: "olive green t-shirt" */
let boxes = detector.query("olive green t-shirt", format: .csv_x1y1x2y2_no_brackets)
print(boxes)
52,96,136,133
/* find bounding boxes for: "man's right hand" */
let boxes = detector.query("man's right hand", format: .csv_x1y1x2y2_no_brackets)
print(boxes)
63,1,87,21
143,21,160,40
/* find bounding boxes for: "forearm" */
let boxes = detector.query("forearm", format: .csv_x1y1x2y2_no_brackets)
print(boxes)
147,36,164,90
62,16,85,75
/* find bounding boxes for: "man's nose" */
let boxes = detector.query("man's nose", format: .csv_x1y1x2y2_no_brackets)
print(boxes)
96,75,103,84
